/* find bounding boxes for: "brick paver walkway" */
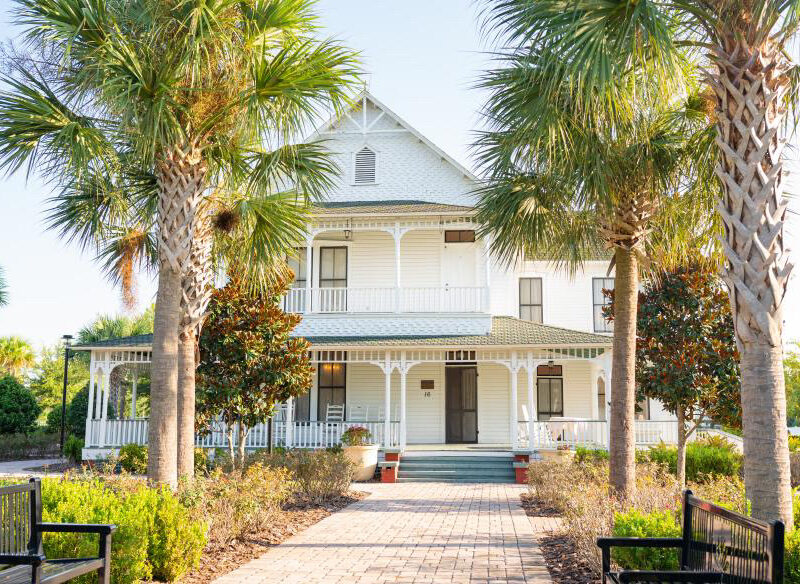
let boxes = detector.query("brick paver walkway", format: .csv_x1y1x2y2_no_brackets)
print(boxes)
214,482,553,584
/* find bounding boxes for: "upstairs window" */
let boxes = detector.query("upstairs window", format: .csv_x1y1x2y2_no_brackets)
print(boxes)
444,230,476,243
354,147,376,184
519,278,543,323
592,277,615,332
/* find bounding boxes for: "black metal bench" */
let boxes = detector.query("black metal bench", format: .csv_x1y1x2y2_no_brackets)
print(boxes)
0,478,116,584
598,489,785,584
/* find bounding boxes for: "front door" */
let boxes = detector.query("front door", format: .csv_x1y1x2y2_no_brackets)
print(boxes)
446,366,478,443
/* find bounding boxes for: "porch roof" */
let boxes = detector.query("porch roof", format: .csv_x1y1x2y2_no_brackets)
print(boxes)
312,200,474,216
303,317,612,348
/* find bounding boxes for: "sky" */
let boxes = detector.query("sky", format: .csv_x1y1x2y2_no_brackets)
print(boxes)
0,0,798,351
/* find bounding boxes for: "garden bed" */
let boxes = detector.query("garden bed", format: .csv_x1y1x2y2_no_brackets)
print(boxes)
177,491,367,584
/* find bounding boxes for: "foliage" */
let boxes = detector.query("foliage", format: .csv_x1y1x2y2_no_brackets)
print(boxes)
118,443,148,474
0,336,35,377
248,449,354,504
17,477,207,583
645,441,742,482
785,528,800,584
786,346,800,427
183,464,293,545
0,374,41,434
612,510,682,570
194,448,212,475
77,308,154,348
33,344,90,426
197,272,313,466
0,432,59,460
575,447,610,463
0,265,7,307
615,262,741,429
62,435,83,464
341,426,372,446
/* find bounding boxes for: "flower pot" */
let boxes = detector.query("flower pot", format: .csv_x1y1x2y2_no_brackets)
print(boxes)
343,444,379,481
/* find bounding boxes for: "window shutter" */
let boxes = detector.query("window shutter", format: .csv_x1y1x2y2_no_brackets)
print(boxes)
354,147,376,184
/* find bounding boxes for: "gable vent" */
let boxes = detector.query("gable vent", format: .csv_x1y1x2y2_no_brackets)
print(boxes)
354,147,376,184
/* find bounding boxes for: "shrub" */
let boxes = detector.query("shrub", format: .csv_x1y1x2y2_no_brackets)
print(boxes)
0,432,60,460
118,443,148,474
341,426,372,446
32,477,206,583
786,527,800,584
645,441,741,481
250,448,353,504
575,447,609,463
194,447,211,474
0,374,40,434
45,385,92,437
63,435,83,464
611,510,681,570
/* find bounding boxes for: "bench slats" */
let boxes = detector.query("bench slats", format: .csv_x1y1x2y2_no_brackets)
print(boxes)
0,559,104,584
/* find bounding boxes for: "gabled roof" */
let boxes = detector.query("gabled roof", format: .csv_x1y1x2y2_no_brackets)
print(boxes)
303,317,611,348
70,317,611,352
314,200,474,216
313,90,478,183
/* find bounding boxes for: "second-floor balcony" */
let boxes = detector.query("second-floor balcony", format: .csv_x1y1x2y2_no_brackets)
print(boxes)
284,285,488,314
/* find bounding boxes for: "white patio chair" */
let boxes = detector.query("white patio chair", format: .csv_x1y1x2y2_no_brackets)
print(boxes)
348,405,368,422
325,403,345,422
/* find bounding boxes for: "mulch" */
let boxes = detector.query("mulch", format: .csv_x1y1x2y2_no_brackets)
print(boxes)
519,493,601,584
177,491,367,584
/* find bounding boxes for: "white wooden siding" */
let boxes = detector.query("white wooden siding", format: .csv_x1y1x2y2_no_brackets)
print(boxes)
401,231,441,288
347,232,395,288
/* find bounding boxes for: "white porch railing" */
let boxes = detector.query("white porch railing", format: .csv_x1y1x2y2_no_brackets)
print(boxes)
282,286,486,314
518,420,679,450
86,419,400,450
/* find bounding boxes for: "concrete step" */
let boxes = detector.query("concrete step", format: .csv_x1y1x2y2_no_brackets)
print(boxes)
396,476,516,483
396,455,516,484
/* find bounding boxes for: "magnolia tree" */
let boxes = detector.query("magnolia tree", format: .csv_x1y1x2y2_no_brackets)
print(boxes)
196,272,313,468
610,261,741,486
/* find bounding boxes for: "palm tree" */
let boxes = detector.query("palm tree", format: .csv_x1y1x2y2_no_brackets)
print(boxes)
0,0,359,486
474,37,716,498
0,266,7,307
0,336,36,377
477,0,796,527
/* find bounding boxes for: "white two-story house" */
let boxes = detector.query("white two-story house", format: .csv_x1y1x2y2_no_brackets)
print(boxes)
76,92,676,463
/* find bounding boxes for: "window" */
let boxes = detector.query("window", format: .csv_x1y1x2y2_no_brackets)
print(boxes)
295,390,310,421
287,248,308,289
537,377,563,421
519,278,543,323
444,230,476,243
317,363,346,420
319,247,347,311
592,277,615,332
354,147,376,184
597,378,606,421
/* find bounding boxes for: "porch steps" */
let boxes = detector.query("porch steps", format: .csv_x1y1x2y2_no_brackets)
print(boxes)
396,455,516,483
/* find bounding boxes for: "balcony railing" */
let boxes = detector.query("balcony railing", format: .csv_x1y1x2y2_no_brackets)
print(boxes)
86,419,400,450
283,286,487,314
517,419,679,450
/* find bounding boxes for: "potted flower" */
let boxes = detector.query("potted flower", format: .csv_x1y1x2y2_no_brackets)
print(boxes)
341,426,378,481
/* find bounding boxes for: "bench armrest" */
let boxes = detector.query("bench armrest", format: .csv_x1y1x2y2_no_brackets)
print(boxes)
38,522,117,535
597,538,683,584
0,553,46,566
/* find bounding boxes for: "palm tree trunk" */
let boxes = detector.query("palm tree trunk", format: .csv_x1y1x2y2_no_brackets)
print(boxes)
712,41,793,527
148,144,207,487
177,331,196,480
609,247,638,499
676,408,686,488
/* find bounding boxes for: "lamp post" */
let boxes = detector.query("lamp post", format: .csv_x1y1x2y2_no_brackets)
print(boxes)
60,334,73,452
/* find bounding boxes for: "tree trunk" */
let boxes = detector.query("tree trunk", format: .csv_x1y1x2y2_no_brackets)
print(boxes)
740,344,792,526
711,40,793,527
237,421,248,469
147,144,207,487
227,426,235,468
676,408,687,488
609,247,638,499
147,266,182,487
177,331,196,480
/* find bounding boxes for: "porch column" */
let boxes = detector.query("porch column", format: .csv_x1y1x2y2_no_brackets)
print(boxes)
509,352,519,448
526,354,536,453
285,397,294,447
99,364,111,448
383,352,392,448
85,356,96,444
304,237,313,314
130,368,138,419
393,224,402,313
399,353,408,449
483,236,492,312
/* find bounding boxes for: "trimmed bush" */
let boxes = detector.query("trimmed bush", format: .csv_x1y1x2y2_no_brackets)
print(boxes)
645,441,741,481
118,443,148,474
611,510,681,570
249,448,353,504
29,477,207,583
0,432,60,461
0,374,40,434
575,447,609,463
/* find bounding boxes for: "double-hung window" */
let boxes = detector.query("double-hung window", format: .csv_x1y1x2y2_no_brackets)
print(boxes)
319,247,347,312
537,364,564,421
592,277,615,332
519,278,543,323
